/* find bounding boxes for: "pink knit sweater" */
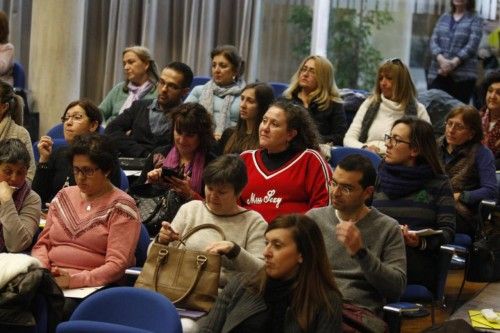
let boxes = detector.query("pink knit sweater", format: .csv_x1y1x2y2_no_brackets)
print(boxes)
32,186,140,288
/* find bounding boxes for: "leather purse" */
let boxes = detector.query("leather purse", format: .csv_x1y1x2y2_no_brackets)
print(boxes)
134,224,225,312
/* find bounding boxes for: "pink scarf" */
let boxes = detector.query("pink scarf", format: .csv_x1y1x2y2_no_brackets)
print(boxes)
162,146,205,195
118,80,154,114
0,181,31,252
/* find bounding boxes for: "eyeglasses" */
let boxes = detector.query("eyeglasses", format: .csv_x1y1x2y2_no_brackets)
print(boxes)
61,114,86,123
445,120,468,131
328,180,353,196
72,166,100,177
384,134,411,147
299,66,316,76
386,58,403,65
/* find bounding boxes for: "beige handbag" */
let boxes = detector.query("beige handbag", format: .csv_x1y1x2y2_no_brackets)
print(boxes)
135,224,225,312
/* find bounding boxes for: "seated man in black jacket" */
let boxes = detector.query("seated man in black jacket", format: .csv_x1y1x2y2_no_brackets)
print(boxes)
105,62,193,157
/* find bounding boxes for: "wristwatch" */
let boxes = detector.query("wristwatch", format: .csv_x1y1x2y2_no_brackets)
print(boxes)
354,248,368,260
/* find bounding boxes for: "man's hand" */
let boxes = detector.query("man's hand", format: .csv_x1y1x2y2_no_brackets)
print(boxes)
336,221,364,256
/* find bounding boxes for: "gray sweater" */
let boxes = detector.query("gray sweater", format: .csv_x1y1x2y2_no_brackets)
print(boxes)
307,206,406,314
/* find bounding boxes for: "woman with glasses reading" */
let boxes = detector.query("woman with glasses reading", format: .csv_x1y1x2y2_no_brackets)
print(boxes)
437,106,497,237
33,99,121,208
372,116,455,292
344,58,429,155
32,133,140,291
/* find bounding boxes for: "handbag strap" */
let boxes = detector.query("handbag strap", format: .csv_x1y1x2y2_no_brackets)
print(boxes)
151,247,211,305
178,223,226,246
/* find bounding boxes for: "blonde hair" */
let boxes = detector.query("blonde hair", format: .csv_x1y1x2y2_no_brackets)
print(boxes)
373,59,417,111
284,55,342,111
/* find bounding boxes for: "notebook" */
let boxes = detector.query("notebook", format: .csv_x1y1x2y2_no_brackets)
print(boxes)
468,310,500,330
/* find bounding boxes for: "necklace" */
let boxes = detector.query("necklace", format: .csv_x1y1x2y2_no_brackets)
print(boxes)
80,183,113,212
335,207,369,223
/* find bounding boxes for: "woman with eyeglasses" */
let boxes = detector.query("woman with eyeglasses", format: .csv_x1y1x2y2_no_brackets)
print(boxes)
99,45,159,123
32,133,140,291
283,55,347,145
185,45,244,140
344,58,430,155
428,0,482,104
33,99,121,208
0,138,40,253
0,80,36,181
437,105,497,236
372,116,455,292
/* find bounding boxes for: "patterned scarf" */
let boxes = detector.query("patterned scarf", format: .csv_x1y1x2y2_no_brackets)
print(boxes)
162,146,205,195
198,80,241,135
481,108,500,157
118,80,154,114
377,162,435,199
0,181,31,252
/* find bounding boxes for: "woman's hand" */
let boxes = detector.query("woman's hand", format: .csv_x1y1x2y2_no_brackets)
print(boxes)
0,181,14,203
37,136,53,163
205,241,234,255
51,266,70,289
166,175,194,200
146,167,162,184
158,221,180,244
401,225,421,248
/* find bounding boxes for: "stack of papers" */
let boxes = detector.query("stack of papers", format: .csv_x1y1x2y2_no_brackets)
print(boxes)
469,310,500,330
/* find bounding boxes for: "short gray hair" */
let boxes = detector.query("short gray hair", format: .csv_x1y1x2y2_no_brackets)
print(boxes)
0,138,30,169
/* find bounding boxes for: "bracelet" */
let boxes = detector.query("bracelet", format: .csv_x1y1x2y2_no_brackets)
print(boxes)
37,162,49,170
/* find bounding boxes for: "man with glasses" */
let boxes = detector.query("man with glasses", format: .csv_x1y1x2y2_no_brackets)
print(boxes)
307,154,406,315
105,62,193,157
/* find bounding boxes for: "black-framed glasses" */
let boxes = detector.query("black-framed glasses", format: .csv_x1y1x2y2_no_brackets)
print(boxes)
384,134,411,147
72,166,100,177
328,180,353,195
61,114,86,123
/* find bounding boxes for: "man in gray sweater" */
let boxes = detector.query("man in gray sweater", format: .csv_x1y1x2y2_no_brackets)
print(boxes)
307,154,406,315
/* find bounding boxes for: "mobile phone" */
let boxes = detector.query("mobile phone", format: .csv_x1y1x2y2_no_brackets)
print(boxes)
161,167,184,180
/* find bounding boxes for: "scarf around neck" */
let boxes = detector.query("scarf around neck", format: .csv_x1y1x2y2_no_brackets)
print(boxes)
199,80,241,135
0,181,31,252
119,80,154,114
162,146,205,195
377,162,435,199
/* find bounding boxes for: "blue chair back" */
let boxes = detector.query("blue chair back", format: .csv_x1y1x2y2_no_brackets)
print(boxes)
13,61,26,89
269,82,288,97
135,224,150,267
330,146,382,170
119,168,129,191
190,76,210,89
57,287,181,333
46,123,65,139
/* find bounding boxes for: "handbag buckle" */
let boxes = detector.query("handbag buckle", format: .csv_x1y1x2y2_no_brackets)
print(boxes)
158,248,169,263
196,255,207,268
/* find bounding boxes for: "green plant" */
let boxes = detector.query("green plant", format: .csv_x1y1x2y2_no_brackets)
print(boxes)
288,3,394,90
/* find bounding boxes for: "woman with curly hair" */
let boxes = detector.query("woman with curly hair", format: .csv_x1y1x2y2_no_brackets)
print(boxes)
240,100,332,222
344,58,429,155
219,82,274,154
283,55,346,145
136,102,218,200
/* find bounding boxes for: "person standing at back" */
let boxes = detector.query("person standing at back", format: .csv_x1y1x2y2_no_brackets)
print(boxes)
0,11,14,86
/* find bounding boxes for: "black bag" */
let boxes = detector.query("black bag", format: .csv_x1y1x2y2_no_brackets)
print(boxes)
129,184,187,236
465,231,500,282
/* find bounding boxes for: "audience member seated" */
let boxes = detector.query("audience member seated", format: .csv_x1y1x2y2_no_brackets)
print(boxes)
0,138,41,253
373,117,455,292
283,55,346,145
427,0,482,104
240,100,332,222
0,11,14,85
136,102,218,200
105,62,193,157
31,133,140,290
199,214,343,332
99,45,159,123
0,79,36,180
307,154,406,315
437,106,497,237
32,99,121,207
156,154,266,288
185,45,244,139
344,58,430,155
219,82,274,154
480,70,500,168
